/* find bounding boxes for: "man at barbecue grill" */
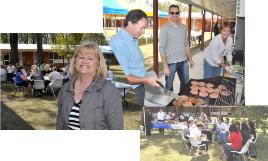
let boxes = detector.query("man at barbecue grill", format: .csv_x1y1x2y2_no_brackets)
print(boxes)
159,4,194,92
110,9,160,107
203,21,234,79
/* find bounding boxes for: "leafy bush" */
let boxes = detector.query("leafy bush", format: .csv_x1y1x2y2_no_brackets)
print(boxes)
138,37,153,46
231,106,268,134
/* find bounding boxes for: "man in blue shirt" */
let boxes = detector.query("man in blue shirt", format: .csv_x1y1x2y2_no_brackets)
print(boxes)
110,9,159,106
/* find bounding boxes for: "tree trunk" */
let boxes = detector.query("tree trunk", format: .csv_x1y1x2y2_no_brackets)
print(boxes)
62,56,65,66
36,33,44,65
9,33,19,64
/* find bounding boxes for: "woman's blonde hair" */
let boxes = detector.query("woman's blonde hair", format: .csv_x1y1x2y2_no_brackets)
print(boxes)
44,64,50,71
31,65,38,74
69,41,107,79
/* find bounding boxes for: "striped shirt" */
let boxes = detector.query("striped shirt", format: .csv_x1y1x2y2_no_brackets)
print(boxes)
68,100,82,130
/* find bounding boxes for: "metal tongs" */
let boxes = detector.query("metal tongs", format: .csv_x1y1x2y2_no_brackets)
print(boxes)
156,81,180,100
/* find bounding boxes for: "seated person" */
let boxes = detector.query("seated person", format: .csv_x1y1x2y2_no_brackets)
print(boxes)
248,121,257,157
221,124,243,161
188,115,194,122
41,64,51,76
48,66,63,85
165,112,172,122
183,120,192,148
30,70,44,81
184,120,193,139
216,117,228,143
15,66,29,87
241,122,250,146
189,122,209,155
249,121,256,142
178,113,185,122
6,62,16,81
30,68,45,85
15,66,32,94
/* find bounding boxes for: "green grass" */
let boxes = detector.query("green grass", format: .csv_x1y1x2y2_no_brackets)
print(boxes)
140,130,268,161
0,82,142,130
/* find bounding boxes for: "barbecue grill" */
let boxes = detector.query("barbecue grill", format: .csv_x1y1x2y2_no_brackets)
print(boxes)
179,76,236,106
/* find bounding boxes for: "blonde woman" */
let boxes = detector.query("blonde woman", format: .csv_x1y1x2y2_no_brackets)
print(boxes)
56,41,123,130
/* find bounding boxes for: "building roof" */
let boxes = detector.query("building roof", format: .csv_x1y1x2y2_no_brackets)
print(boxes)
0,44,52,52
0,44,113,55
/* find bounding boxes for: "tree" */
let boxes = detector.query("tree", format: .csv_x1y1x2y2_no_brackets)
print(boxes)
0,33,9,43
52,33,83,65
231,106,268,134
82,33,108,45
36,33,44,65
9,33,19,64
52,33,108,65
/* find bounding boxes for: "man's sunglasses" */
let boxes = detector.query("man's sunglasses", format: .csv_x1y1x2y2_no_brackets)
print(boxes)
170,12,180,15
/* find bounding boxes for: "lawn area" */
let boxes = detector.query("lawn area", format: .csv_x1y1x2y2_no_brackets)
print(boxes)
0,82,142,130
140,130,268,161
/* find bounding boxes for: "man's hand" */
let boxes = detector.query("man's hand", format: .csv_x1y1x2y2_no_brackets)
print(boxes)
188,59,194,68
163,66,170,76
144,77,160,87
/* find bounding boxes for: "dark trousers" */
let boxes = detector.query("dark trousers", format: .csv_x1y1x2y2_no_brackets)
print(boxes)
202,130,213,142
7,73,15,81
133,84,145,107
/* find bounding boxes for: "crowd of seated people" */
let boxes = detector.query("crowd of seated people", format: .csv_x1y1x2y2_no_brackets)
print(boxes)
216,119,257,161
144,108,259,159
1,62,69,96
180,115,258,158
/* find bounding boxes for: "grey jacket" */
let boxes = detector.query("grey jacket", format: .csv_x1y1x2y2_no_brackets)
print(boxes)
56,74,123,130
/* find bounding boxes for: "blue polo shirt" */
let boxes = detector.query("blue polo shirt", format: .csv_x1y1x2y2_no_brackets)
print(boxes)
110,29,146,89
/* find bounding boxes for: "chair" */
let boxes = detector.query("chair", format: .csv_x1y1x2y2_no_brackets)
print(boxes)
47,79,63,97
250,134,260,156
33,80,45,96
179,131,189,152
231,139,251,161
12,77,26,94
188,136,207,156
1,74,7,88
1,74,6,82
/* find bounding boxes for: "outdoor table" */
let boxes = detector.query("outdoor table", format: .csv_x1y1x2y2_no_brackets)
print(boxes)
171,123,187,130
152,123,172,129
113,81,132,107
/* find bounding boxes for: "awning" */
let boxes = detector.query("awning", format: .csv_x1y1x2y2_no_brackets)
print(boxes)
103,0,128,15
104,0,168,18
117,0,168,18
